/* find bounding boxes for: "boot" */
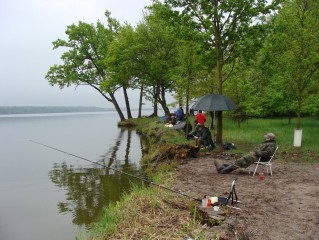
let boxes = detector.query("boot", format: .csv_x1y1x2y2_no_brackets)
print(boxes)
214,159,229,172
220,164,238,174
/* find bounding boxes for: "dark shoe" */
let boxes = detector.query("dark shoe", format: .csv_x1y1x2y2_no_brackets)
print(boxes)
214,159,226,172
220,164,237,174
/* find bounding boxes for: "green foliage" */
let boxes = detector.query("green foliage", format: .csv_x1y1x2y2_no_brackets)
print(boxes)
223,61,259,118
132,2,193,115
259,0,319,127
303,95,319,118
45,0,319,131
165,0,282,145
165,0,281,72
104,25,139,90
46,16,119,90
45,11,127,121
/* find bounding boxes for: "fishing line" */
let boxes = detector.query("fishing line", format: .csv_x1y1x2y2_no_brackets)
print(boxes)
29,140,201,202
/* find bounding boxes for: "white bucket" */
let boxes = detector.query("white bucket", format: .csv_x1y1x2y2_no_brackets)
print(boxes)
201,198,208,208
293,128,302,147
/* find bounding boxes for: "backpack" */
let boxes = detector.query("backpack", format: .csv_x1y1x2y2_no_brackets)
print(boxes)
222,142,236,150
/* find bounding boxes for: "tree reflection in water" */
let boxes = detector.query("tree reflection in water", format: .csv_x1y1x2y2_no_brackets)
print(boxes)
48,128,146,227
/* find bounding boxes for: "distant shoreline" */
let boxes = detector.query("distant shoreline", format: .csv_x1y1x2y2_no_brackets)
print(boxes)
0,106,154,115
0,106,109,115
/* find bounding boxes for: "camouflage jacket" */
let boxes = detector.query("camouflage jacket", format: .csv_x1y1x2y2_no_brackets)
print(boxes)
255,140,277,160
198,126,212,141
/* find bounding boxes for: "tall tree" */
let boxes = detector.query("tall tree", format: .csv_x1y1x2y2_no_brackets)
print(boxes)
264,0,319,129
170,9,215,115
45,11,126,121
104,25,141,119
134,2,181,116
165,0,281,145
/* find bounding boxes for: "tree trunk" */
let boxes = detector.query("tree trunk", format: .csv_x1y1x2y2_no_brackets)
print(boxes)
209,111,214,130
160,104,170,116
138,84,144,118
110,92,126,121
152,85,159,117
297,98,301,129
87,83,126,121
185,77,190,137
214,14,224,146
216,111,223,145
158,85,170,116
123,87,132,119
153,101,158,117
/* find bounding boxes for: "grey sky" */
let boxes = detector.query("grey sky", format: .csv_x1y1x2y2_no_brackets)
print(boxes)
0,0,166,109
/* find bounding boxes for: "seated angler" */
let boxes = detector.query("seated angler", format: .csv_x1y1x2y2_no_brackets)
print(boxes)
214,133,277,174
195,110,206,126
194,124,214,149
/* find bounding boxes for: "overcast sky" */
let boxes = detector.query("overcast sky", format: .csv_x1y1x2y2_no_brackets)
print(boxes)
0,0,168,109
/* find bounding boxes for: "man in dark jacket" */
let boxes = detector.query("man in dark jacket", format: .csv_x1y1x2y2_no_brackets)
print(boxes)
214,133,277,174
175,106,184,122
194,125,214,149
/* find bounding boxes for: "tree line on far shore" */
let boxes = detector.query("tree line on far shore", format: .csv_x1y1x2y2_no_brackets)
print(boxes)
0,106,108,115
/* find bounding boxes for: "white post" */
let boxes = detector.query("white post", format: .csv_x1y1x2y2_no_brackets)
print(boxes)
293,128,302,147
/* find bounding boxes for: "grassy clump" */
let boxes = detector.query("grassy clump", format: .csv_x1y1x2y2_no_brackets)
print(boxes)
89,180,205,239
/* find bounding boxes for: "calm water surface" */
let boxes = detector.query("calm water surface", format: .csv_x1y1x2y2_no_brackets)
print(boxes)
0,111,148,240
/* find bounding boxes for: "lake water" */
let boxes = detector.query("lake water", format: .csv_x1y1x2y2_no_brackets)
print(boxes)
0,111,150,240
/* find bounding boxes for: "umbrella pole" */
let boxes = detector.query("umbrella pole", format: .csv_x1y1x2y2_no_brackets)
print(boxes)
213,111,216,142
209,111,216,141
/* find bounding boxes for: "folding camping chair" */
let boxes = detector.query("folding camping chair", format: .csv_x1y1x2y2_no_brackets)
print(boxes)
252,146,278,176
214,177,239,207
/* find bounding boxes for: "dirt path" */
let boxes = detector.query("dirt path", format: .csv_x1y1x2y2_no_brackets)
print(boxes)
173,153,319,240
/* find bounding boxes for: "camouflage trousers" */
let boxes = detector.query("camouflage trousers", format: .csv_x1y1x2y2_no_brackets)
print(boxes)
195,138,212,148
233,151,258,168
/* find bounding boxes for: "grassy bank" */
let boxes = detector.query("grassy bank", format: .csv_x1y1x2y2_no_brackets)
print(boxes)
188,115,319,161
87,116,319,239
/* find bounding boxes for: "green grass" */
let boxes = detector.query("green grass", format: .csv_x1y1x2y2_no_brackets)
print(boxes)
123,115,319,158
221,117,319,152
186,115,319,153
88,180,194,239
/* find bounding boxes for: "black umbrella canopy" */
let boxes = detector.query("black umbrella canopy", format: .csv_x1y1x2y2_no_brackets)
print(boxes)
192,94,237,112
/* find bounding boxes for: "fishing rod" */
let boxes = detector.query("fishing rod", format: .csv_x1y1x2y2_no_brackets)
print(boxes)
29,140,201,202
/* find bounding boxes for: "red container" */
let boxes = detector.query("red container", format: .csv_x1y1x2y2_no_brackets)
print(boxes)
259,172,265,180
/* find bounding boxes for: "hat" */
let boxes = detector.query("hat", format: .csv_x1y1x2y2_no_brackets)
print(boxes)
264,133,275,140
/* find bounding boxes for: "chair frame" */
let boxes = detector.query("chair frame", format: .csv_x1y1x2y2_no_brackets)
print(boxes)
214,177,239,206
224,177,238,205
252,146,278,176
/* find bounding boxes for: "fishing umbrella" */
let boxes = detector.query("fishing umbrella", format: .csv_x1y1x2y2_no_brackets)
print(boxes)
192,94,237,145
192,94,237,112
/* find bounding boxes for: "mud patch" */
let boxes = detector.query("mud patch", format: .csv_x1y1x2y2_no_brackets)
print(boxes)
173,153,319,239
